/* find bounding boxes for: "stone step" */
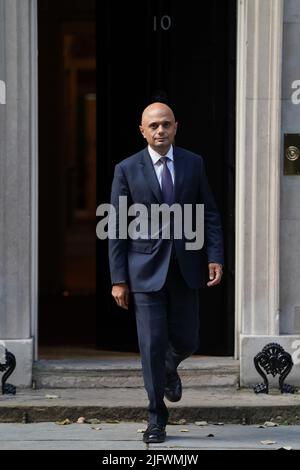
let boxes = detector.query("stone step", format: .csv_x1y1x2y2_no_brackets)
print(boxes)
1,387,300,424
33,357,239,389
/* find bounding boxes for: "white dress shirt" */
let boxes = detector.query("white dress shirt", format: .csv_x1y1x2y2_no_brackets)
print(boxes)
147,145,175,187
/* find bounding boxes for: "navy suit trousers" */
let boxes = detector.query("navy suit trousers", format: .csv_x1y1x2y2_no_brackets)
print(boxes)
132,257,200,426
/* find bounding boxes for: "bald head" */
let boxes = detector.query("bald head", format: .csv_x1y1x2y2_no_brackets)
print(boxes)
141,102,176,126
139,102,178,155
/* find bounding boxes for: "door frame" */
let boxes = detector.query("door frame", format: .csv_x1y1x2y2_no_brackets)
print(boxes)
31,0,39,360
32,0,284,361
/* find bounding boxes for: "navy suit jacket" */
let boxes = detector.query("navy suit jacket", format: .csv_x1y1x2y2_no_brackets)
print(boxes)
109,146,224,292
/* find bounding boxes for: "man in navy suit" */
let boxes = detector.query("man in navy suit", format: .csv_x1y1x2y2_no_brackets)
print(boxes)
109,102,224,443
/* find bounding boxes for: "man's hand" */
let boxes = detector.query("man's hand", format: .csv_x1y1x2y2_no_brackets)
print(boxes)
207,263,223,287
112,283,130,309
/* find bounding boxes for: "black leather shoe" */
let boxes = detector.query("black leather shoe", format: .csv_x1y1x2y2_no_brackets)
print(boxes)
164,371,182,402
143,424,166,443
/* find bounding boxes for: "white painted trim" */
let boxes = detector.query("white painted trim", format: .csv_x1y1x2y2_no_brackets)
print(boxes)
30,0,38,360
235,0,247,360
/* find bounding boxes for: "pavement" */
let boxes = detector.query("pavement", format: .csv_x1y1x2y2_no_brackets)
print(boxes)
0,421,299,450
1,387,300,451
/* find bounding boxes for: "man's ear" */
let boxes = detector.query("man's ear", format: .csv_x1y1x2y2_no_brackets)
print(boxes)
174,122,178,134
139,125,145,138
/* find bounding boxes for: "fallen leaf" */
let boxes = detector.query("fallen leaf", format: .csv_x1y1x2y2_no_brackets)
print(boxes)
45,394,59,399
76,417,85,424
179,429,189,432
260,440,277,445
137,429,146,433
195,421,208,426
169,419,187,425
55,418,72,425
85,418,101,425
263,421,278,427
90,426,102,431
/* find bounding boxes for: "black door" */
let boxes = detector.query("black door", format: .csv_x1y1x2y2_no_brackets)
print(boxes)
38,0,97,348
97,0,236,355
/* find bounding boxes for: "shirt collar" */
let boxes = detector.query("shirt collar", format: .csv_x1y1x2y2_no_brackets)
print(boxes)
148,144,174,165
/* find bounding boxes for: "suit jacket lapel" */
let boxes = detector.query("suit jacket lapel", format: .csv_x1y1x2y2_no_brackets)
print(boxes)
140,148,163,203
140,146,186,204
173,147,185,203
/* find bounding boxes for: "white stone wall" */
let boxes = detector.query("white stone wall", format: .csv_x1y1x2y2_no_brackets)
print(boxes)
0,0,35,387
239,0,300,387
1,0,300,390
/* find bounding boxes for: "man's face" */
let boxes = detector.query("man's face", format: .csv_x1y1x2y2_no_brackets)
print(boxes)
139,107,178,154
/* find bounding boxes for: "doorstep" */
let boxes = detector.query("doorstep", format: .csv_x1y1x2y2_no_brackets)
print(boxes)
32,356,239,388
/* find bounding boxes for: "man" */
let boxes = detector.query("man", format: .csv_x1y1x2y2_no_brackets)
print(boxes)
109,102,224,443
